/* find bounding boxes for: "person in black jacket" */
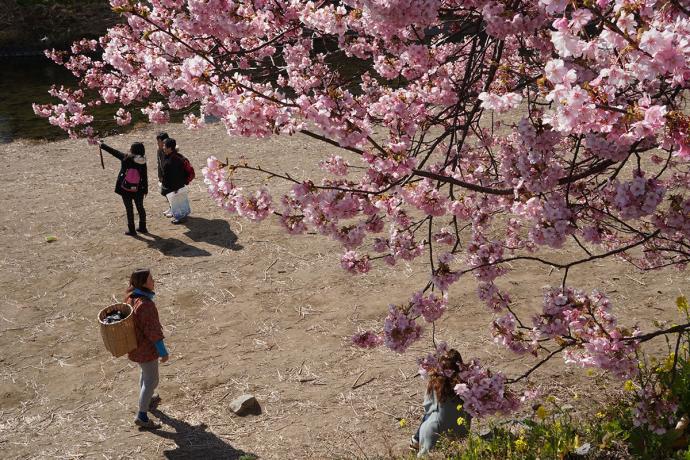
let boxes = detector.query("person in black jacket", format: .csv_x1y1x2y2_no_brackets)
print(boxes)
161,138,190,224
100,141,148,236
155,132,171,217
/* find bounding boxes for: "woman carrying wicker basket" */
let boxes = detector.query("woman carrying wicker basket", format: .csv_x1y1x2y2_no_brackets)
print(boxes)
126,268,170,429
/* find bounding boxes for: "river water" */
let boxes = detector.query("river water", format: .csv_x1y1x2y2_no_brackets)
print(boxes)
0,56,78,143
0,56,158,144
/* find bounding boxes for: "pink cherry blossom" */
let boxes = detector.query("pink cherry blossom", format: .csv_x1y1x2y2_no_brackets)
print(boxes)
383,305,422,353
351,331,383,349
36,0,690,422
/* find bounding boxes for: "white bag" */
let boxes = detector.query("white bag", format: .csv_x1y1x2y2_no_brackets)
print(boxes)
166,186,191,220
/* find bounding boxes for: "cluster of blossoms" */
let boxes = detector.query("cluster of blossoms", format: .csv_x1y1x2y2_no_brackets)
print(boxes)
417,343,521,418
409,290,447,322
612,173,665,220
353,290,448,353
382,305,422,353
320,155,350,176
632,386,679,435
453,359,521,418
431,252,461,291
36,0,690,425
400,180,449,217
351,330,383,349
500,118,564,194
515,195,575,249
536,288,640,379
340,251,371,274
202,157,273,221
492,313,538,355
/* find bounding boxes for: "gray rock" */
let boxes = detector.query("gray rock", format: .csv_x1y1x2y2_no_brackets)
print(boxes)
230,394,261,416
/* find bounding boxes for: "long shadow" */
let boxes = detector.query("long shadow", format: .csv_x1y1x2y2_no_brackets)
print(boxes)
149,408,254,460
137,232,212,258
181,216,243,251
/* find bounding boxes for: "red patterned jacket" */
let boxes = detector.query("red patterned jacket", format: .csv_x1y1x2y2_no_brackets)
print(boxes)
126,295,164,363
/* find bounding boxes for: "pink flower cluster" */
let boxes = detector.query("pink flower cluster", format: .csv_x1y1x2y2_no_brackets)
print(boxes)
454,360,521,418
632,386,678,435
513,195,574,249
351,330,383,349
417,341,449,378
431,252,461,292
409,290,447,323
35,0,690,421
202,156,272,221
492,313,537,355
467,232,507,282
373,228,425,266
478,92,523,113
477,281,512,313
320,155,349,176
501,118,564,194
340,251,371,274
613,173,665,220
383,305,422,353
400,180,448,217
536,288,640,378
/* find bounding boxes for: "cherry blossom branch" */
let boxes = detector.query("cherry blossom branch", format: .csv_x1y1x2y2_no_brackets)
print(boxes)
623,322,690,343
507,345,570,384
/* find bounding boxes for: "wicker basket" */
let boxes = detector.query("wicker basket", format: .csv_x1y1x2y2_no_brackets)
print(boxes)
98,303,137,357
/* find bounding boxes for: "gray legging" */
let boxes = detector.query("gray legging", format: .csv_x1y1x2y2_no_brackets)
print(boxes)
138,359,159,412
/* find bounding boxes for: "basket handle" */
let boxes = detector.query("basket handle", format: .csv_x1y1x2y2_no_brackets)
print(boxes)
128,297,144,336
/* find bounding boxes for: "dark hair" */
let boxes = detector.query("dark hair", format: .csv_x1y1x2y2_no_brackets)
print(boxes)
164,138,177,152
427,348,463,403
129,142,145,157
126,268,151,297
156,132,169,141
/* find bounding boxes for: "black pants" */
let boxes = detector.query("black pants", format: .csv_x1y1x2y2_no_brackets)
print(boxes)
121,195,146,232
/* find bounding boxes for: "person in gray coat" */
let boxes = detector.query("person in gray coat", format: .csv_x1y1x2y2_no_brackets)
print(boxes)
412,348,472,456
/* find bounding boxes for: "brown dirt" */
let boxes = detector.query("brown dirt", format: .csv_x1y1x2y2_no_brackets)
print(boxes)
0,123,688,459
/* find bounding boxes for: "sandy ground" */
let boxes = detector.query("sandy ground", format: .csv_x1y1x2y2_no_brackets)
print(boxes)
0,123,688,459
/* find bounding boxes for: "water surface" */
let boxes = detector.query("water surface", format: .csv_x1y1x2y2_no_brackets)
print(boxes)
0,56,77,143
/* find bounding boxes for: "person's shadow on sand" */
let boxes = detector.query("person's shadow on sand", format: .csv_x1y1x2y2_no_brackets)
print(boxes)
181,216,243,251
137,233,212,258
149,408,254,460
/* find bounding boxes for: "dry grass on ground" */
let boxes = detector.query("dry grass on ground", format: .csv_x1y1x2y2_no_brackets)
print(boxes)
0,124,688,459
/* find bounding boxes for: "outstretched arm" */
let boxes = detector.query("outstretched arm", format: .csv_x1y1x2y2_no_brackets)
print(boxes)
99,142,125,161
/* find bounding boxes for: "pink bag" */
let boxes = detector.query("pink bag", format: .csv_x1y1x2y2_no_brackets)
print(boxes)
121,168,141,193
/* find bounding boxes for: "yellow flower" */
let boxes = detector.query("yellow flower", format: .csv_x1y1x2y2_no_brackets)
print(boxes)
661,353,676,372
514,437,528,452
623,380,635,392
677,296,689,314
457,417,465,426
586,369,596,377
547,395,557,404
456,404,463,411
536,405,549,420
398,418,408,428
595,411,605,419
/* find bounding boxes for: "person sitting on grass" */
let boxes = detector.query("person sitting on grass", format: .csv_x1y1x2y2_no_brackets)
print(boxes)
411,347,472,456
125,268,170,429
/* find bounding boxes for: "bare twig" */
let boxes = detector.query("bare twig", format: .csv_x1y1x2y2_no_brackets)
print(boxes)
351,371,365,389
264,258,278,281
